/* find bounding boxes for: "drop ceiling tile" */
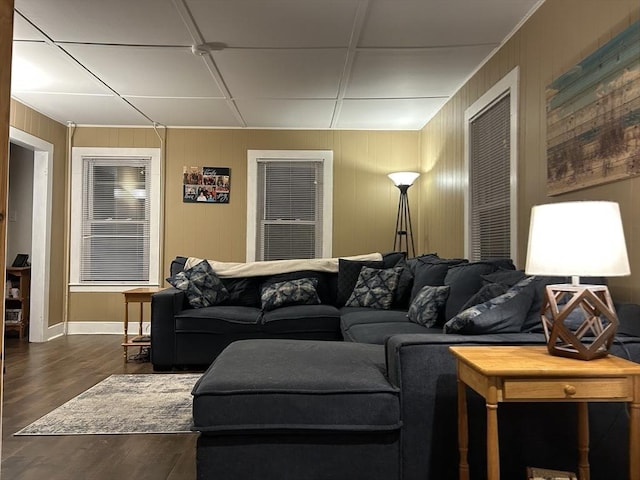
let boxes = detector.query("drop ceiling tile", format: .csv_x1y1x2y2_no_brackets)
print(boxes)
214,49,346,99
14,0,191,45
127,97,242,127
347,45,495,98
235,99,336,128
13,13,47,41
336,98,448,130
12,92,150,125
62,45,225,98
187,0,359,48
360,0,539,47
11,42,112,95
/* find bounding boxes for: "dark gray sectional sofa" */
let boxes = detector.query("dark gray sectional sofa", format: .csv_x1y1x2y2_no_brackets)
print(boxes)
151,253,640,479
151,252,519,370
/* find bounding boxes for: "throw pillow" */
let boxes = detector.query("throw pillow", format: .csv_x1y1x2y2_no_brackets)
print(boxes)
443,260,515,321
459,283,509,312
392,258,414,309
261,277,321,311
167,260,229,308
336,259,384,306
443,276,536,334
407,285,450,327
481,269,527,288
345,266,400,310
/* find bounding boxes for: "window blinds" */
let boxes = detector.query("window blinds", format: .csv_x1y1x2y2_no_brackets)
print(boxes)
256,160,323,260
469,94,511,261
81,157,151,282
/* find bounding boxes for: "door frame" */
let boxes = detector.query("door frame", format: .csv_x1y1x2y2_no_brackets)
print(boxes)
9,127,53,342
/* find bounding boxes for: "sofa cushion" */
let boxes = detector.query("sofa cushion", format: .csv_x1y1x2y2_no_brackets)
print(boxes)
261,270,336,305
409,257,467,302
340,308,410,336
407,285,450,327
192,339,401,432
260,277,320,311
342,321,440,344
443,260,515,321
262,304,341,334
345,266,400,310
336,259,385,306
175,306,262,334
443,276,536,335
221,277,262,308
167,260,229,308
460,282,509,311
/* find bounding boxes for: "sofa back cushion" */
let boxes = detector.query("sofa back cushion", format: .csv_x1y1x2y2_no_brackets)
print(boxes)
443,259,515,321
260,270,337,306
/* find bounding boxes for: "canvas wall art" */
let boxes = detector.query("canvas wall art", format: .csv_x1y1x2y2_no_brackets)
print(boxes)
546,20,639,195
183,166,230,203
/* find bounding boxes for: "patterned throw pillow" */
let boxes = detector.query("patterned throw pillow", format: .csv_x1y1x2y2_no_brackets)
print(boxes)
345,266,400,310
261,277,321,311
443,276,536,334
167,260,229,308
407,285,450,327
336,259,385,306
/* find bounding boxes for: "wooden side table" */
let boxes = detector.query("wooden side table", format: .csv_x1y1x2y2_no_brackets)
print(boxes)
450,345,640,480
122,287,164,361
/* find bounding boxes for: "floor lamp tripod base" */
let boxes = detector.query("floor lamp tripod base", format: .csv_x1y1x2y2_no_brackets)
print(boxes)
393,184,415,258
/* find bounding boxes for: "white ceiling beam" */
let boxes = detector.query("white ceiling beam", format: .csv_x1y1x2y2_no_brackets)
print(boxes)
330,0,370,128
172,0,247,128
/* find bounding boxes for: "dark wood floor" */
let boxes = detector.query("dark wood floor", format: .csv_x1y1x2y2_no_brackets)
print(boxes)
1,335,198,480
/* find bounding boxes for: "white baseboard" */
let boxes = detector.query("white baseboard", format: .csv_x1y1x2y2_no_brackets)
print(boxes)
65,321,151,336
47,322,65,340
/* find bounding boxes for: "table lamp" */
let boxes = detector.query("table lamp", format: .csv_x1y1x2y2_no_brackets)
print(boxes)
525,201,630,360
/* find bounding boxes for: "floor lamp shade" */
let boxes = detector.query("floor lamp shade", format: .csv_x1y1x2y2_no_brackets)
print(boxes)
525,201,630,360
388,172,419,257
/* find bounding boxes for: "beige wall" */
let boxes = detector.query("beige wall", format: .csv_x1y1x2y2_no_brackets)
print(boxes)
70,127,419,321
14,0,640,323
419,0,640,303
9,99,67,327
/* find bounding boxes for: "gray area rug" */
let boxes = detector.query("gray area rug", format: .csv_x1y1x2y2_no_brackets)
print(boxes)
15,373,202,436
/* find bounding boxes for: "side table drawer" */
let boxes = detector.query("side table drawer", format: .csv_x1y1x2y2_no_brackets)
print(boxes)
503,378,631,400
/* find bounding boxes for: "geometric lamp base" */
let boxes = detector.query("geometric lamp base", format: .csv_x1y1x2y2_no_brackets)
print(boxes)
541,284,619,361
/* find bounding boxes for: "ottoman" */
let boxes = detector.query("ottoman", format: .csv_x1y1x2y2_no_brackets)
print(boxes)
192,339,402,480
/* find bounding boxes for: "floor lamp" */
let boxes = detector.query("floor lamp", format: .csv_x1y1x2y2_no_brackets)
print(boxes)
388,172,420,258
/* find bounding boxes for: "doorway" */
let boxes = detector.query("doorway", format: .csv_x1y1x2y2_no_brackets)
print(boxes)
8,127,53,342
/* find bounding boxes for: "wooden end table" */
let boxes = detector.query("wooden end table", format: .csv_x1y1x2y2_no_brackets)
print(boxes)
122,287,164,361
449,345,640,480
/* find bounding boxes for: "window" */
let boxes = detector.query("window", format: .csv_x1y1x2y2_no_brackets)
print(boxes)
247,150,333,261
70,148,161,291
464,67,518,263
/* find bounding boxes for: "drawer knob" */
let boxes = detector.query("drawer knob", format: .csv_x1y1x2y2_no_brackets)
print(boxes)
564,384,577,396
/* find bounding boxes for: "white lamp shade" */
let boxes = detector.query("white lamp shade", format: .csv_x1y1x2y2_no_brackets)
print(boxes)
525,201,630,277
388,171,420,186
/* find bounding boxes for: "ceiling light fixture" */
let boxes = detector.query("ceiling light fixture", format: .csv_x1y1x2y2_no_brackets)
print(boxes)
190,42,227,56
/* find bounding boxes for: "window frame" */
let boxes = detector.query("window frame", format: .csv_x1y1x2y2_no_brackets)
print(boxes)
70,147,161,292
464,67,519,264
246,150,333,262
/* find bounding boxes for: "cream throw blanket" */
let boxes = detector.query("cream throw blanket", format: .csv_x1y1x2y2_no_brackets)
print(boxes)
185,253,383,278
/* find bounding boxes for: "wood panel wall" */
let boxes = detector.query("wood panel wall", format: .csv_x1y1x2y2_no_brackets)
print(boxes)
9,101,67,327
70,127,419,321
419,0,640,303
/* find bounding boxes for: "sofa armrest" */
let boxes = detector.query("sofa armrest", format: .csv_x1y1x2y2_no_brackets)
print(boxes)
151,287,186,370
